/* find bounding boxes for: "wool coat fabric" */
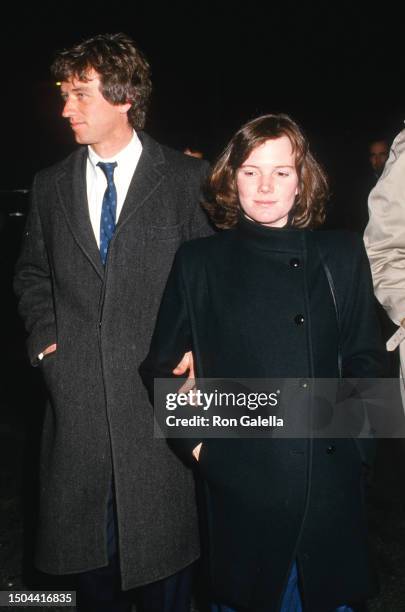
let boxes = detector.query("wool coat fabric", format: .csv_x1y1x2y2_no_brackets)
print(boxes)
13,132,213,589
140,216,387,612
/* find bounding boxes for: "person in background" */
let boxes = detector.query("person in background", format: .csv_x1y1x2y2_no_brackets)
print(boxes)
365,128,405,386
368,138,390,180
184,147,204,159
344,137,390,234
14,32,211,612
365,127,405,498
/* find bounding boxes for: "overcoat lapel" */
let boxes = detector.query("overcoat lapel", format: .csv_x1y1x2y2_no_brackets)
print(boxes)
115,132,165,233
55,148,104,279
53,134,166,278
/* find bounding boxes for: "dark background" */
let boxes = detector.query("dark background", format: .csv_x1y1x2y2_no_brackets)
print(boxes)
1,2,404,190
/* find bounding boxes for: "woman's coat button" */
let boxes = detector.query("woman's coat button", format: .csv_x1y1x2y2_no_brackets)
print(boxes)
294,314,305,325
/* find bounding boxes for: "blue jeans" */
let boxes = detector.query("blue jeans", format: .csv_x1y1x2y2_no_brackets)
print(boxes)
210,561,353,612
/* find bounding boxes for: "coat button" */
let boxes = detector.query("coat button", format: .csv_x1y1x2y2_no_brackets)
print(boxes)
326,445,336,454
294,314,305,325
290,258,300,268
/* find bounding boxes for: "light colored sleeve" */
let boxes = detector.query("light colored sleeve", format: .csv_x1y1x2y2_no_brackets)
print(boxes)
364,129,405,325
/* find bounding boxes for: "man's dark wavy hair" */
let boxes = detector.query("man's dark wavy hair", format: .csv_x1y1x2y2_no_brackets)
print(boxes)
51,33,152,130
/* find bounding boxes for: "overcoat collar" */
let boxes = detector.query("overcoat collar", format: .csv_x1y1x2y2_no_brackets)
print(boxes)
236,214,307,253
54,132,166,279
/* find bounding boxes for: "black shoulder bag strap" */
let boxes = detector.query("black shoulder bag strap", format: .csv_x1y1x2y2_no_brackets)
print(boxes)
315,238,343,378
316,236,374,464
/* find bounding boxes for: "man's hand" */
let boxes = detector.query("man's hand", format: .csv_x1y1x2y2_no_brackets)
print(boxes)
39,343,57,360
173,351,195,393
192,443,202,461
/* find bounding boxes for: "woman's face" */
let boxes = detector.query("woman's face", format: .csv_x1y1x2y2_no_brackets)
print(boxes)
236,136,299,228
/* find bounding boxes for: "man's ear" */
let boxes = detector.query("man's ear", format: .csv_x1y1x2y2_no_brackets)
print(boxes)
119,102,132,114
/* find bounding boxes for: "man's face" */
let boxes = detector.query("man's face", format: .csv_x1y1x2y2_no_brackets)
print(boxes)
60,69,131,147
369,140,389,176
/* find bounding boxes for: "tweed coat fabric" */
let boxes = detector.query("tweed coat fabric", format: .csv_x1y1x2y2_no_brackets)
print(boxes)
14,132,213,589
141,217,387,611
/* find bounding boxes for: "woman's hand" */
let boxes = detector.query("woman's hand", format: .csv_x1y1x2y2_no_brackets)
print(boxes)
173,351,195,393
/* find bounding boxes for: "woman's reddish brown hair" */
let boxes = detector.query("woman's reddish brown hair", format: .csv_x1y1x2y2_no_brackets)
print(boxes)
204,113,328,229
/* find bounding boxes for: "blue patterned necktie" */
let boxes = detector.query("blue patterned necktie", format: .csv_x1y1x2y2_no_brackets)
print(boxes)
97,161,118,265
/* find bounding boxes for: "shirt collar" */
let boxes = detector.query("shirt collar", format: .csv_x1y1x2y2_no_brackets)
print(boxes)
87,130,142,170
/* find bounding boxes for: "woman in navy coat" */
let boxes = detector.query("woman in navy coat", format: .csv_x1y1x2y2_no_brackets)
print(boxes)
140,114,386,612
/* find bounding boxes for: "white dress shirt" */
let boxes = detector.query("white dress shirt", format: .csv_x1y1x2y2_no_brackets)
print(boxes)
86,130,143,247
